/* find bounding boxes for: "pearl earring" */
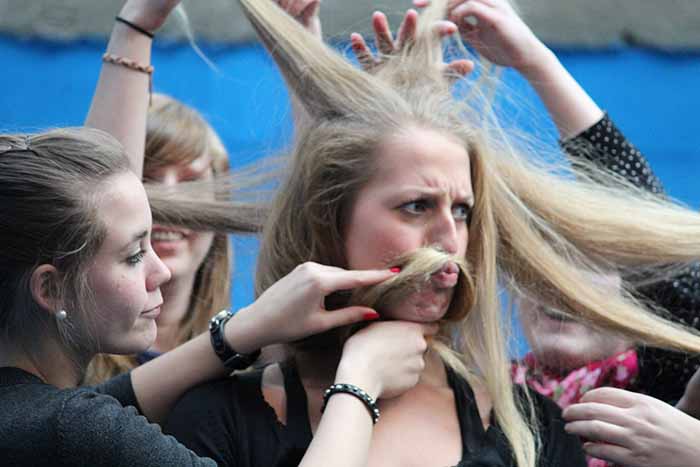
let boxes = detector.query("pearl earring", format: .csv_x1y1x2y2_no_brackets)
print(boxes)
56,310,68,321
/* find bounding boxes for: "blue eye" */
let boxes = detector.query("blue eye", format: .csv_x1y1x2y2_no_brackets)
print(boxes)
126,250,146,266
401,199,431,214
452,204,473,224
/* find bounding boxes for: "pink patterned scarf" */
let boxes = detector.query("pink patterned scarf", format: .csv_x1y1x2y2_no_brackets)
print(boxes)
512,349,638,467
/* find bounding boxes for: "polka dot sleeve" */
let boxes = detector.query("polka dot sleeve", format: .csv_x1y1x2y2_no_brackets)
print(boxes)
562,113,700,403
560,113,665,195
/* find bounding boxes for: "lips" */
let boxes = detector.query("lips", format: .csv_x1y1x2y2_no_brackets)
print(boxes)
141,302,163,319
430,261,459,289
152,225,190,242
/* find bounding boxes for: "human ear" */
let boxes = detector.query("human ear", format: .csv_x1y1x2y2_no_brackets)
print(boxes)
29,264,62,315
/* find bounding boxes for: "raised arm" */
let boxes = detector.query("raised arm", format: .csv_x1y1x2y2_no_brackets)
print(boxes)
85,0,180,176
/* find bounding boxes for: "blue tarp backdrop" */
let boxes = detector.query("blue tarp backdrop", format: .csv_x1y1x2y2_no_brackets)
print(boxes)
1,36,698,354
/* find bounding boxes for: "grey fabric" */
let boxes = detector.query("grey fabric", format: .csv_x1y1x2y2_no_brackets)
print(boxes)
0,367,216,467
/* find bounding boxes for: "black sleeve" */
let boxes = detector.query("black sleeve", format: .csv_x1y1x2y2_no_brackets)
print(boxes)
57,389,217,466
165,379,241,467
532,393,586,467
562,114,700,403
93,371,141,412
560,113,664,194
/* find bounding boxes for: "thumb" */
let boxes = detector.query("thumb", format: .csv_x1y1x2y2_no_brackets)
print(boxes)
322,306,380,329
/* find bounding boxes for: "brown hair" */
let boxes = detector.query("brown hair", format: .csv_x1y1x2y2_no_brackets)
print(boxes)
0,128,130,364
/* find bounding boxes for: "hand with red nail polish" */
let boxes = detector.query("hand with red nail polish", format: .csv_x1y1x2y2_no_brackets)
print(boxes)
238,262,394,349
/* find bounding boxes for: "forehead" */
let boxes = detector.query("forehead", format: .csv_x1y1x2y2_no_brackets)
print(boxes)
373,127,472,193
96,172,152,248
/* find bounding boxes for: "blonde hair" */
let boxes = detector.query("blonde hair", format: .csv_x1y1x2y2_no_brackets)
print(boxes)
86,95,233,384
240,1,700,465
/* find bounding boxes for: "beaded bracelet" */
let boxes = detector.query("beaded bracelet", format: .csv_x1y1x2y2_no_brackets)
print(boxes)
321,383,380,424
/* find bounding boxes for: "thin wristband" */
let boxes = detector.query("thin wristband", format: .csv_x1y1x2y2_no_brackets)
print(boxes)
321,383,380,424
115,16,155,39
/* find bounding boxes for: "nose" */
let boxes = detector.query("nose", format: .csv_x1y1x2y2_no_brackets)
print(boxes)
146,250,172,291
427,207,460,255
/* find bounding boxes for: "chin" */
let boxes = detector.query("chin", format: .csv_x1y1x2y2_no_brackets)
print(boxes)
385,297,449,322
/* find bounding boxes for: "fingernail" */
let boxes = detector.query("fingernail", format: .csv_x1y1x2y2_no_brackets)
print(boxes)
363,311,380,320
390,266,401,273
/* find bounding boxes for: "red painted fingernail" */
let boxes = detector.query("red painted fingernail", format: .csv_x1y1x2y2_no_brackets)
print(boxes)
363,311,380,320
390,267,401,273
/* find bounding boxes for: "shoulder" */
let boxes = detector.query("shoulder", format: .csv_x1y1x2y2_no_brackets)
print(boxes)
57,387,214,466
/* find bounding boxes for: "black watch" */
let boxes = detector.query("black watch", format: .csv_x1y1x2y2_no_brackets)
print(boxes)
209,309,261,371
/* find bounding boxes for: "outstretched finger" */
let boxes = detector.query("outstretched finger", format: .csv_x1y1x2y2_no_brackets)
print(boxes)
396,9,419,50
350,32,376,70
579,387,641,409
372,11,396,55
444,59,475,82
562,402,631,427
564,419,631,446
320,267,398,294
432,19,458,38
320,306,381,329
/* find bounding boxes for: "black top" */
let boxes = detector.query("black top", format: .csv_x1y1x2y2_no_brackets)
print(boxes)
562,114,700,403
0,366,216,467
165,360,586,467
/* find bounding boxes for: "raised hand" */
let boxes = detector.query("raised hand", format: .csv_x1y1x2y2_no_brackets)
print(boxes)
350,9,473,78
563,387,700,467
276,0,322,37
425,0,550,73
336,320,438,399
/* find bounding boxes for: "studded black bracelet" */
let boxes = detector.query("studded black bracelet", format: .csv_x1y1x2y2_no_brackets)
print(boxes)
321,383,380,424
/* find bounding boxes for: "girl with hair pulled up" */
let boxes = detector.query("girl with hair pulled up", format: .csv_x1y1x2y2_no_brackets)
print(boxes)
165,1,700,467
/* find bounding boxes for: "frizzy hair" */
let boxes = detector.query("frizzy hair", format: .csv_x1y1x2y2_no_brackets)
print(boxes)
0,128,130,365
86,94,235,384
239,1,700,466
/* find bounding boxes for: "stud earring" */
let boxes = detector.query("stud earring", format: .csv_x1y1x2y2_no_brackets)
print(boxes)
56,310,68,321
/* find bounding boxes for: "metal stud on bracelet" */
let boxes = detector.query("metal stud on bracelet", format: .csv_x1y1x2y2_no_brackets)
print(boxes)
321,383,380,424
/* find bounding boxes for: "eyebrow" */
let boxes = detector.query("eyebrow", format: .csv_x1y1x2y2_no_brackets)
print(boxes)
401,186,475,206
120,230,148,253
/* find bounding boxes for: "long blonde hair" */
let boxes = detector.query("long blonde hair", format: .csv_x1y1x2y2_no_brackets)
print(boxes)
240,1,700,465
86,95,233,384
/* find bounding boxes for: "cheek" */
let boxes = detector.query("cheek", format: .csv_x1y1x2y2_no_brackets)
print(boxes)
91,270,148,322
344,206,421,270
190,232,215,260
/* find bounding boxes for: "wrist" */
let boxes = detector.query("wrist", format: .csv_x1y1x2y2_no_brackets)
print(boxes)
222,306,267,354
517,43,558,82
335,358,381,400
